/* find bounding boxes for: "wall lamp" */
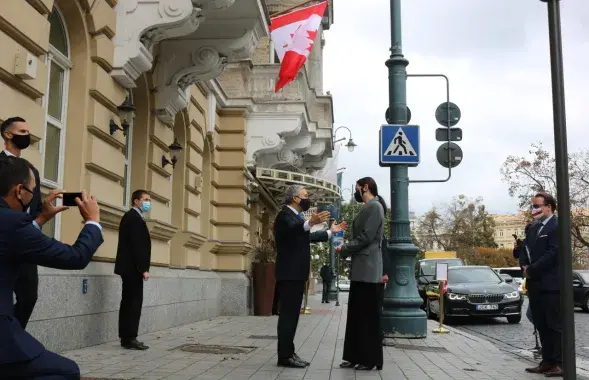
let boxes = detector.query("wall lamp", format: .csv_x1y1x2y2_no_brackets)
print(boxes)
109,96,135,136
333,126,357,152
161,137,183,169
247,181,260,206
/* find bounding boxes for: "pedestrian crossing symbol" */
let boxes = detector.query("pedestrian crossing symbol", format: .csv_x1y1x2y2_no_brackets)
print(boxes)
379,124,420,166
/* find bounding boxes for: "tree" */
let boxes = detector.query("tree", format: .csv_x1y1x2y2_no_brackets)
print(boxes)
501,143,589,265
414,195,497,262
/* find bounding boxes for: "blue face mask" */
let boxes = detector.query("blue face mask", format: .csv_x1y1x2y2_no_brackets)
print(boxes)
141,201,151,213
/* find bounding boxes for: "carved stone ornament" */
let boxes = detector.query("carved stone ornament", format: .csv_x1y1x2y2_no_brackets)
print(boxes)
395,265,410,286
258,148,298,168
246,114,303,167
200,0,236,11
112,0,205,88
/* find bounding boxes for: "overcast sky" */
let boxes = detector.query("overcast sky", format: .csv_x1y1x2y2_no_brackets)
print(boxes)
323,0,589,216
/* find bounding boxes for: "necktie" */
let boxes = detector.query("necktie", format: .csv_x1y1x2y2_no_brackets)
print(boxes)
298,213,305,221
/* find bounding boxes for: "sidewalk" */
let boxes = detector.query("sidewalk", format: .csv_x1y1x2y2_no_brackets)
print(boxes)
70,293,547,380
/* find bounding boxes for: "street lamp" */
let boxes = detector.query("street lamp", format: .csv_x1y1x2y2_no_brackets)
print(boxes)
333,126,357,152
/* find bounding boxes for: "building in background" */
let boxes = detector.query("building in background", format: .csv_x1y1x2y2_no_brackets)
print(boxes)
491,213,527,249
0,0,337,352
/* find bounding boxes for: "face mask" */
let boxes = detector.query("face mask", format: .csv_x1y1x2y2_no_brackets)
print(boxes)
11,134,31,150
18,185,33,212
299,198,311,212
141,201,151,213
354,187,367,203
531,204,543,220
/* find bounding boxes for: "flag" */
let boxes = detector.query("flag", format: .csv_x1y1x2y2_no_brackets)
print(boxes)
270,1,327,92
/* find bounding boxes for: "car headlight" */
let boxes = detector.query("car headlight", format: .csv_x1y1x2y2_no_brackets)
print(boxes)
504,291,520,299
447,293,467,301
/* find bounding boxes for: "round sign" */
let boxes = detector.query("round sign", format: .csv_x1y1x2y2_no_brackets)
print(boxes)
436,142,463,168
435,102,461,127
385,106,411,124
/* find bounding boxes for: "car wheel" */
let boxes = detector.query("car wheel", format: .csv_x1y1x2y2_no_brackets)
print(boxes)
507,314,522,324
583,295,589,312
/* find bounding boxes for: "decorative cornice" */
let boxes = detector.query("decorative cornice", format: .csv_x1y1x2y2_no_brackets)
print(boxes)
97,201,126,230
214,241,254,256
173,230,208,250
146,219,178,242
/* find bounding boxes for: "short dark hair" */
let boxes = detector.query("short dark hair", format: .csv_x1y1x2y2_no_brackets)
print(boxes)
131,189,149,204
0,156,34,197
535,192,557,212
0,117,26,140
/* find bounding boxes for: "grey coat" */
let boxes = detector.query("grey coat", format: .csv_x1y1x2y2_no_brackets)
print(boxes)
340,197,385,283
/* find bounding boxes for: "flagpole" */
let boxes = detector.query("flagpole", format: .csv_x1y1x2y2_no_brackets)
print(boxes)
269,0,327,17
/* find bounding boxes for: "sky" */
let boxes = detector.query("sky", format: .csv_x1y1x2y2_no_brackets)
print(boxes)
322,0,589,217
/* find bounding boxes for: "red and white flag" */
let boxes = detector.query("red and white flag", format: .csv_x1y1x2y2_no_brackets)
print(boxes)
270,1,328,92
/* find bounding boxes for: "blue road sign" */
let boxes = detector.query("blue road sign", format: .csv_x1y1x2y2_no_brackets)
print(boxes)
379,124,420,166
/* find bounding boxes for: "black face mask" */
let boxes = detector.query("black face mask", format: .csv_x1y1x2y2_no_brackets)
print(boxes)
299,198,311,212
354,189,364,203
12,134,31,150
18,185,34,212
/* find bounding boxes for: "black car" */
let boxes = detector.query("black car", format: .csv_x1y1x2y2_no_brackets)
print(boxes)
425,266,523,324
416,258,464,308
573,270,589,312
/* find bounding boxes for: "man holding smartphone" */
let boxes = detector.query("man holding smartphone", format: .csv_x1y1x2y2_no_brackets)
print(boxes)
115,189,152,350
0,117,43,329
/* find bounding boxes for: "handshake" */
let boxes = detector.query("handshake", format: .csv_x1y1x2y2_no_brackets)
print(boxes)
308,210,348,234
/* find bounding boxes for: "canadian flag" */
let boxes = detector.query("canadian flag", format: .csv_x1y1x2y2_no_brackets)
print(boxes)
270,1,328,92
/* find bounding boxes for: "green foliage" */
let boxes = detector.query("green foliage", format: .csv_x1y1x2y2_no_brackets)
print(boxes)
250,230,276,264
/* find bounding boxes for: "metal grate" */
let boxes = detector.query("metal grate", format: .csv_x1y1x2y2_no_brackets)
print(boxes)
468,294,504,304
173,344,257,355
393,344,449,353
248,335,277,339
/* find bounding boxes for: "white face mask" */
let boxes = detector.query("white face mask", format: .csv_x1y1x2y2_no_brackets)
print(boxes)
532,208,543,220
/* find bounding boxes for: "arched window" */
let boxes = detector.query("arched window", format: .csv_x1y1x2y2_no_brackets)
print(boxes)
42,7,72,238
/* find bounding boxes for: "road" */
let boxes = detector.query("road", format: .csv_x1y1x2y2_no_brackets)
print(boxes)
454,297,589,359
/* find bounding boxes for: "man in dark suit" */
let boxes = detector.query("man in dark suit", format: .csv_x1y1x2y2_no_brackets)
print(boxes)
274,184,346,368
0,156,103,378
522,192,562,377
1,117,43,329
319,264,333,303
115,189,152,350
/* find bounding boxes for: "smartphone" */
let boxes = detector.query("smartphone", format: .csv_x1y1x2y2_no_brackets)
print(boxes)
62,192,82,207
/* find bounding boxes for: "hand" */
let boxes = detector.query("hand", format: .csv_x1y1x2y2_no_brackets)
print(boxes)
143,272,150,281
35,190,69,227
514,239,523,251
335,245,342,252
330,221,348,234
382,274,389,283
523,269,529,279
309,211,330,226
75,190,100,222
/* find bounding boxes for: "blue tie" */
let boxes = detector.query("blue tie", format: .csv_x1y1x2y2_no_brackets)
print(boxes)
298,213,305,221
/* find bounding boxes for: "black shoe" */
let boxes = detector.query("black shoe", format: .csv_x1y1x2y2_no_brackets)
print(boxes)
277,357,306,368
356,365,380,371
339,361,356,368
293,353,310,366
121,339,149,350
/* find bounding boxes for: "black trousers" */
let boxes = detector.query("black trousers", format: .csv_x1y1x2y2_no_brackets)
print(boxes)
322,281,331,302
14,263,39,329
276,280,305,360
118,274,144,341
0,350,79,379
343,281,383,368
272,283,280,315
528,287,561,366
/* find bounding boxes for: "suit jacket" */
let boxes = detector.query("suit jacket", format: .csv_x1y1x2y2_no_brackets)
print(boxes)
0,151,42,220
114,209,151,277
340,197,384,283
520,216,559,292
0,198,103,364
320,265,333,282
274,206,329,282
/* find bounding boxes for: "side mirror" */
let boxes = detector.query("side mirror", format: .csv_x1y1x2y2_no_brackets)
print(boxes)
573,279,582,287
500,274,513,283
429,280,440,285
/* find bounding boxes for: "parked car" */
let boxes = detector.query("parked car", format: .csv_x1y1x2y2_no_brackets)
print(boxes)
416,258,464,308
425,266,523,324
338,280,350,292
573,270,589,312
493,267,523,293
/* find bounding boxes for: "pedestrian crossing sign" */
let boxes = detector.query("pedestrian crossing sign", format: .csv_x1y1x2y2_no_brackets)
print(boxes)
379,124,420,166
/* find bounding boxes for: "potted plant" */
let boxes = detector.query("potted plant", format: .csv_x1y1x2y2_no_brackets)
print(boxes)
251,229,276,316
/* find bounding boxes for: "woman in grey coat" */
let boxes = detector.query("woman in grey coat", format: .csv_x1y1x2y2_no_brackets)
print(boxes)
336,177,386,371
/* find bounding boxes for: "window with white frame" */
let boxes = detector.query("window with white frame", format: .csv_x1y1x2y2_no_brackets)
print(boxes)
42,8,72,238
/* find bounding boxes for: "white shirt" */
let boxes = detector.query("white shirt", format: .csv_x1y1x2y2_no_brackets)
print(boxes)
3,149,14,157
286,205,331,239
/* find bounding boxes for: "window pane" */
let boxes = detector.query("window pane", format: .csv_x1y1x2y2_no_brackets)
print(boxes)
49,9,68,56
44,123,61,182
44,217,56,238
47,63,64,121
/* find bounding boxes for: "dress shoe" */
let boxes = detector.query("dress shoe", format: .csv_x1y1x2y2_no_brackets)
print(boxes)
356,365,383,371
339,361,356,368
293,353,309,366
525,362,551,374
121,339,149,350
544,365,564,377
277,357,306,368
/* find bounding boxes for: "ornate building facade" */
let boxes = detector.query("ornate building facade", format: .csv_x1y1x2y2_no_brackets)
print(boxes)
1,0,338,352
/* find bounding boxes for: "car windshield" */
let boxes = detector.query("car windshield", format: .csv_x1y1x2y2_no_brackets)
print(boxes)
578,273,589,283
449,268,502,284
498,269,523,278
420,259,463,276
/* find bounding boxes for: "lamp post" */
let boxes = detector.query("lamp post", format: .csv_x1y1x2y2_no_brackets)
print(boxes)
380,0,427,340
333,126,357,153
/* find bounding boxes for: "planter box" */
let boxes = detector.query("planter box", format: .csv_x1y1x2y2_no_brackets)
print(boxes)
252,262,276,316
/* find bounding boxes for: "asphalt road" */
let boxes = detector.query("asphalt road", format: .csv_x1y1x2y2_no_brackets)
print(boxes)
454,297,589,360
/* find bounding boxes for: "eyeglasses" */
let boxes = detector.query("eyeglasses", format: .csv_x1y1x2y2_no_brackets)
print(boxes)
532,204,546,209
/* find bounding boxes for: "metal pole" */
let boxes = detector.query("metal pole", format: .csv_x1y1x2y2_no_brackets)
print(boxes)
381,0,427,340
541,0,575,377
328,217,337,301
